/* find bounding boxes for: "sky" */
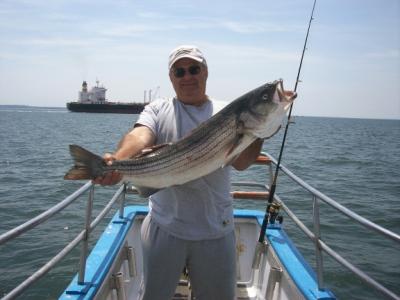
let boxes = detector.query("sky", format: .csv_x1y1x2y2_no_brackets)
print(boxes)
0,0,399,119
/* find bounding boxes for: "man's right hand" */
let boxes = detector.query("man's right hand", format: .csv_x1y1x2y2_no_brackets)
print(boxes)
92,125,156,186
92,153,123,186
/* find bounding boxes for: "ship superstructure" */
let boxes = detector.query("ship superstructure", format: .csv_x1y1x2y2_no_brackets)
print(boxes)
78,80,107,103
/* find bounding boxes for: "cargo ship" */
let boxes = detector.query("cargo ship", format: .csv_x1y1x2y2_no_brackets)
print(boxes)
66,81,149,114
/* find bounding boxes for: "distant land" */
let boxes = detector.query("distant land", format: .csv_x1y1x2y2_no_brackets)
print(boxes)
0,105,398,121
0,104,64,109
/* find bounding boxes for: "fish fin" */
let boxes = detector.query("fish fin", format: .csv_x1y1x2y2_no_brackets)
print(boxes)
224,120,245,158
64,145,104,180
225,134,243,157
223,154,240,168
135,186,161,197
223,133,244,167
134,143,172,158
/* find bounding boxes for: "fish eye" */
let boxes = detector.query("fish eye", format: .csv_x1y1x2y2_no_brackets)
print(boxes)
262,94,268,100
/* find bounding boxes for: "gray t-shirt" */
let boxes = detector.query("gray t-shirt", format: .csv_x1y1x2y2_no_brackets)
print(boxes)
136,97,234,240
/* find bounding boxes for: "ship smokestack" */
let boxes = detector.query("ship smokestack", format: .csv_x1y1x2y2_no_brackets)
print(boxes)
82,81,88,92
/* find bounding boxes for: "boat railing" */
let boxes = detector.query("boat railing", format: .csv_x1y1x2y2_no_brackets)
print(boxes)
1,152,399,300
0,182,128,300
231,152,400,300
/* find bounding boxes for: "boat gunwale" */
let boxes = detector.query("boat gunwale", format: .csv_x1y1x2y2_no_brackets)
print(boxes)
60,206,335,300
61,207,147,299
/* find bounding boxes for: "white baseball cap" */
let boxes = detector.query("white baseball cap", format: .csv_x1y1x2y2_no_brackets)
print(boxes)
168,45,207,70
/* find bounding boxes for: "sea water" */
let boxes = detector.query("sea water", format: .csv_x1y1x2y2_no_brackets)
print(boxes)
0,107,399,299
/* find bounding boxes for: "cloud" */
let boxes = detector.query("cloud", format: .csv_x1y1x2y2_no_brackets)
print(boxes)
204,43,300,63
219,21,297,34
19,37,95,47
364,49,400,59
97,23,190,38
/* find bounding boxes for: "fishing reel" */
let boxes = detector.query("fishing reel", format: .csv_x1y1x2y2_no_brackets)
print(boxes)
267,201,283,225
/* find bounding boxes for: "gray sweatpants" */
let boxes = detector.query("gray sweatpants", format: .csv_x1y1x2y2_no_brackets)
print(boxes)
140,214,236,300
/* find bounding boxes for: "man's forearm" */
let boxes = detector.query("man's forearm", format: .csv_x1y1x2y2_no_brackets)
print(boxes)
114,125,156,160
232,138,263,171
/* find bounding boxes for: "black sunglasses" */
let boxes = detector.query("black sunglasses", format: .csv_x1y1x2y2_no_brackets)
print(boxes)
173,65,201,78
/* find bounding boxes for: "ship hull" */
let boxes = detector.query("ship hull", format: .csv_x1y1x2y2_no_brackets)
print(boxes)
66,102,147,114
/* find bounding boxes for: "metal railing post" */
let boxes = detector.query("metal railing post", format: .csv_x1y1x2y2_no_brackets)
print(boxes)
313,195,324,289
265,266,283,300
113,272,127,300
78,184,94,284
119,183,126,219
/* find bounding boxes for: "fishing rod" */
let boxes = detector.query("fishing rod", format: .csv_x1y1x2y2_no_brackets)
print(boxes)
256,0,318,247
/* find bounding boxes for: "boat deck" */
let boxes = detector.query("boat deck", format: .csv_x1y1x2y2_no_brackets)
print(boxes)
172,280,256,300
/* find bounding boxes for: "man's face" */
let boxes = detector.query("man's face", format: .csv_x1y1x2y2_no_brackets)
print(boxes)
169,58,208,106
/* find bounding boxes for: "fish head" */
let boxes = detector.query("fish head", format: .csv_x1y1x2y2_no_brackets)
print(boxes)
243,80,296,139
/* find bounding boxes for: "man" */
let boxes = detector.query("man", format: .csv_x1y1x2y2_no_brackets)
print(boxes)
95,45,263,300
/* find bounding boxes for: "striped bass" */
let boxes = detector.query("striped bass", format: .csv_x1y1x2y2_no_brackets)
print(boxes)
64,80,296,196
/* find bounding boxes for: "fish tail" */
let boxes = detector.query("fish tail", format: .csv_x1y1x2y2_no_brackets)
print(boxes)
64,145,105,180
